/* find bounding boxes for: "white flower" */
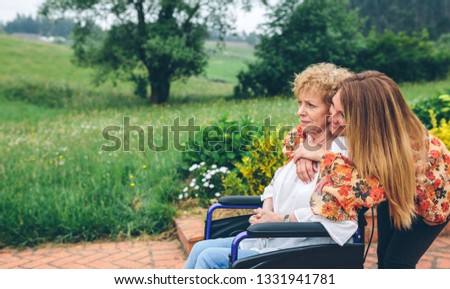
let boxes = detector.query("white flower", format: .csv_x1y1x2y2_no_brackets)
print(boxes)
209,184,215,188
205,174,211,180
194,185,199,190
190,183,195,187
215,192,221,197
200,162,205,166
195,193,198,197
203,182,209,187
178,194,183,200
211,164,217,169
201,178,206,182
183,187,188,192
184,193,189,198
188,164,198,172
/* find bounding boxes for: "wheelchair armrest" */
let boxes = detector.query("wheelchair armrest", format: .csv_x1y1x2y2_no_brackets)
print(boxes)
246,222,330,238
218,196,263,207
205,196,263,240
230,222,331,264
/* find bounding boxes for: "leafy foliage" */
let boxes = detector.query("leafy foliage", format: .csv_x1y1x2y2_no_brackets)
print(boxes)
234,0,450,98
41,0,260,104
412,92,450,129
179,115,263,176
349,0,450,40
4,14,75,37
356,30,450,83
234,0,363,98
180,163,231,207
430,111,450,149
223,130,287,196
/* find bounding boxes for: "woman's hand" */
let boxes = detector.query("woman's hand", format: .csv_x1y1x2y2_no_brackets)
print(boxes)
249,208,283,224
296,158,318,183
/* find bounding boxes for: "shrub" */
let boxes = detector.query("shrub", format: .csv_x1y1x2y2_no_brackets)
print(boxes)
179,115,263,176
223,130,288,196
429,111,450,149
180,163,231,207
356,30,450,83
233,0,362,98
412,93,450,129
221,170,249,196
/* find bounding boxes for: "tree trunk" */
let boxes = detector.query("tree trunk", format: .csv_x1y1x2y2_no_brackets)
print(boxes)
150,76,170,104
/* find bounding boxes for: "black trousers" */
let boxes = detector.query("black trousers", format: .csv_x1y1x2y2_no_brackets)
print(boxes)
376,201,449,269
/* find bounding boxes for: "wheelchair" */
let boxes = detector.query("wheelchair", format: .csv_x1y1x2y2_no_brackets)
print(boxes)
204,196,371,269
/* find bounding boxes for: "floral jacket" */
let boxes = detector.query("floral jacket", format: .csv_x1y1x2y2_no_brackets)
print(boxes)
282,125,304,160
283,127,450,224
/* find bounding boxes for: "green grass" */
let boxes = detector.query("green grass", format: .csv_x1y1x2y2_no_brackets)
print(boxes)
0,34,291,246
399,79,450,104
0,94,297,247
0,33,448,247
204,41,255,84
0,34,255,107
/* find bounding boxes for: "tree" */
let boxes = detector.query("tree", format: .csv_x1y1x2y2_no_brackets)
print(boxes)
234,0,363,98
41,0,260,104
349,0,450,40
5,14,39,34
4,14,75,38
356,30,450,82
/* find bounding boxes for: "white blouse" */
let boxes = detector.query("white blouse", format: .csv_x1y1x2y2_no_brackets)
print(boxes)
240,136,357,253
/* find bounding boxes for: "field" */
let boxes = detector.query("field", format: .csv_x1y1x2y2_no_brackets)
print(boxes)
0,33,448,247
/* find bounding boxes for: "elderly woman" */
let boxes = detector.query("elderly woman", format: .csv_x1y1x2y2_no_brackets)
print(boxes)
184,63,354,269
293,71,450,269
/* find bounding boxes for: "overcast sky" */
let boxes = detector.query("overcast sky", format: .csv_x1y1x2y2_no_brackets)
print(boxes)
0,0,269,33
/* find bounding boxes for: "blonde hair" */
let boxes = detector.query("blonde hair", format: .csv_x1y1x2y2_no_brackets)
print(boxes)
340,71,427,230
293,63,354,105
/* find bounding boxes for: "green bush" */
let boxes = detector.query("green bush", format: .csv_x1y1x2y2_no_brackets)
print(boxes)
179,115,263,176
356,30,450,83
412,92,450,129
233,0,362,98
430,111,450,149
223,130,288,196
436,33,450,57
180,163,231,208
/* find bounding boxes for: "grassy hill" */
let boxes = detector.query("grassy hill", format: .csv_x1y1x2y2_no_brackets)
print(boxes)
0,34,255,106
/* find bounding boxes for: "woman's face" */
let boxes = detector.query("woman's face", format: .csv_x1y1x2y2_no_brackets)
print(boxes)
297,90,329,134
329,90,346,136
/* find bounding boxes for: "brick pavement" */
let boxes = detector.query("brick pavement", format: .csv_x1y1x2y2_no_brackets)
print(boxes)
0,239,185,269
1,216,449,269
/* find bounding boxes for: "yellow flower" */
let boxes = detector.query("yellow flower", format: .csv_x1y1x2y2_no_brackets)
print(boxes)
59,155,63,159
142,165,147,169
130,183,135,187
130,175,135,179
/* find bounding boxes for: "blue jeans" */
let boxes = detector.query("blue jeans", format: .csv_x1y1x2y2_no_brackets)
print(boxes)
184,237,260,269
